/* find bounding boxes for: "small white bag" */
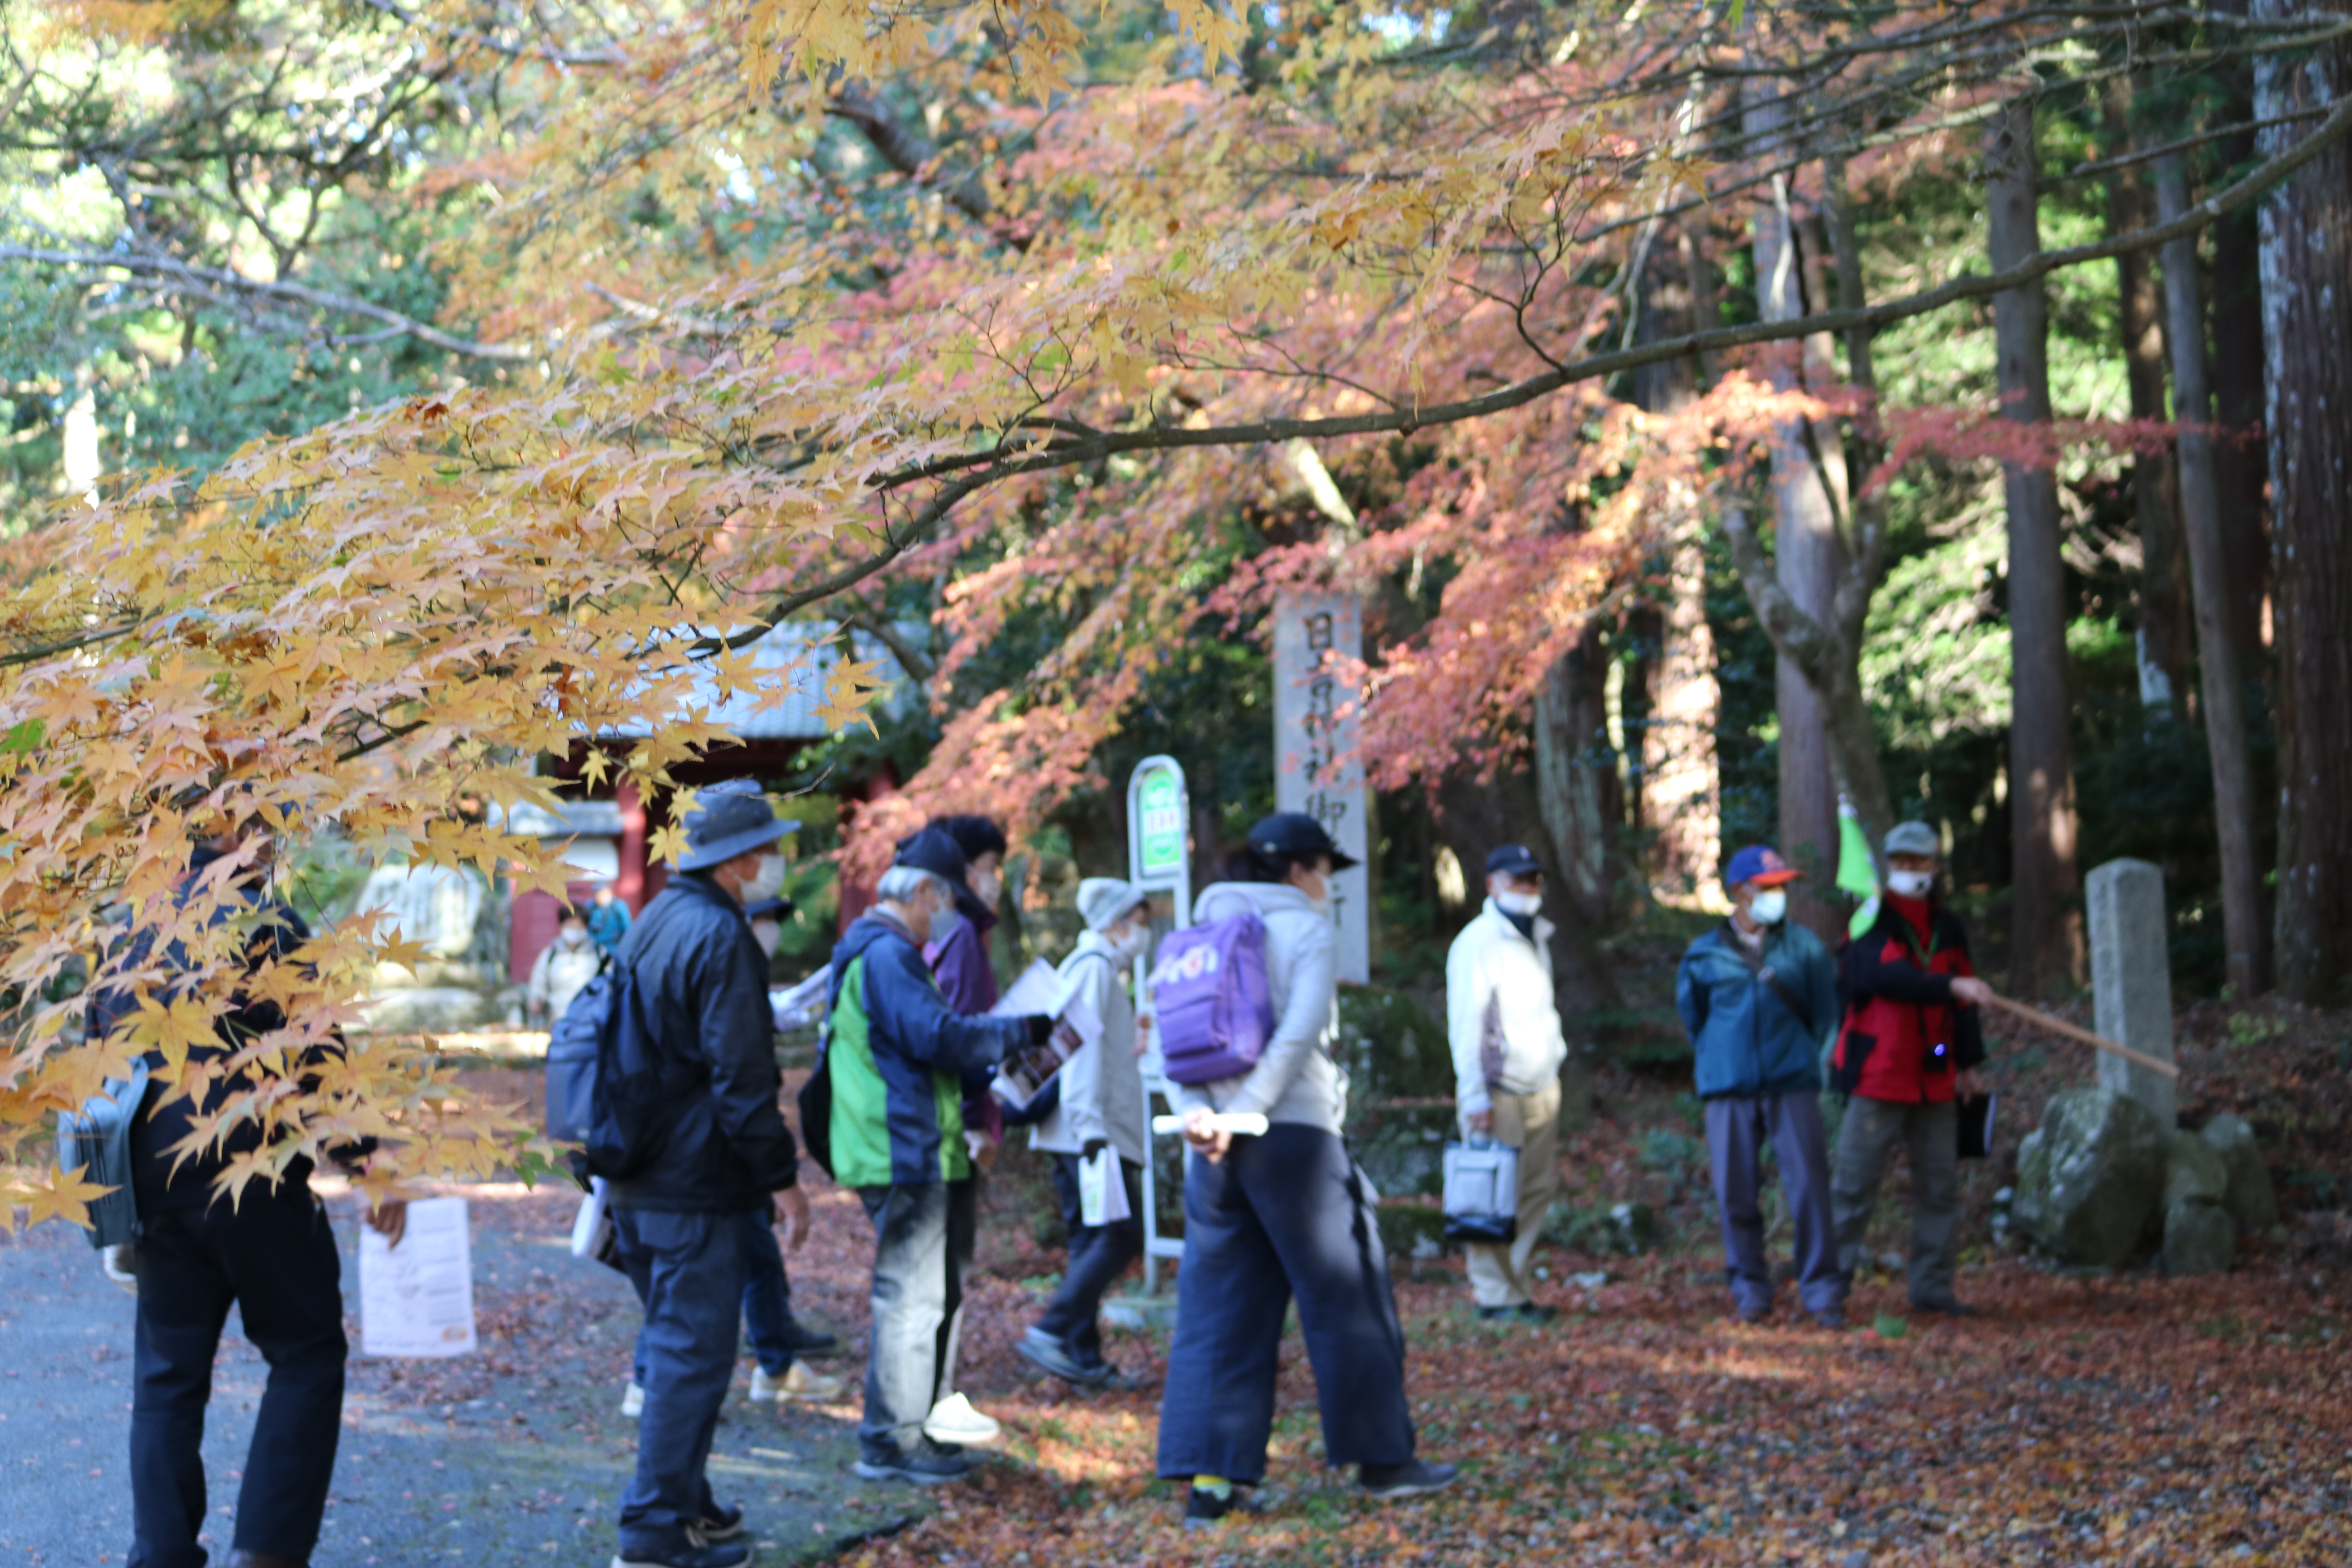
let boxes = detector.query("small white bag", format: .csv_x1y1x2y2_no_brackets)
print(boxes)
1442,1139,1520,1244
1078,1148,1131,1228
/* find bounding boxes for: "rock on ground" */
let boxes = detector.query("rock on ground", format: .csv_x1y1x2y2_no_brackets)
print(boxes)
2163,1199,2238,1276
2013,1088,2167,1268
2203,1112,2282,1232
2164,1131,2230,1211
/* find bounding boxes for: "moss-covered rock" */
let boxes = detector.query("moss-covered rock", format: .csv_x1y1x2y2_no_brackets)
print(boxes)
2201,1112,2281,1232
2013,1089,2166,1268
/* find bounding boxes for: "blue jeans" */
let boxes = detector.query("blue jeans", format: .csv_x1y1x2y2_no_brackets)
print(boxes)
614,1208,751,1552
623,1207,799,1384
855,1182,955,1459
1036,1153,1144,1363
1156,1125,1416,1484
129,1189,347,1568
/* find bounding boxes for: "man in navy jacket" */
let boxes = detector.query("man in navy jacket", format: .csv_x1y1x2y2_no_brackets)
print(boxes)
1676,845,1845,1328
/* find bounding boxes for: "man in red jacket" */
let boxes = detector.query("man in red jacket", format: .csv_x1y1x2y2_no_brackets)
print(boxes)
1829,821,1996,1316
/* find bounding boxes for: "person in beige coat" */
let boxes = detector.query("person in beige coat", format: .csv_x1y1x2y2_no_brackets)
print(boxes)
1444,843,1569,1321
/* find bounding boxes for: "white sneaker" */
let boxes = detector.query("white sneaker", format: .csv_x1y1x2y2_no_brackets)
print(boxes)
922,1392,1000,1446
751,1362,847,1403
619,1381,644,1419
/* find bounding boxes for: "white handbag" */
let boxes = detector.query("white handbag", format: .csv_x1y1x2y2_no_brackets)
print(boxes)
1442,1138,1520,1244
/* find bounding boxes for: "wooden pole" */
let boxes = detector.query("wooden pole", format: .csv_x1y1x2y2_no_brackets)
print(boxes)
1982,993,2181,1081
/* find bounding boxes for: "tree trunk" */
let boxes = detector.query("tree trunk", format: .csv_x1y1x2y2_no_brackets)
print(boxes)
2211,0,2278,671
1745,84,1844,944
1986,94,2085,998
2156,152,2272,998
2105,83,2192,712
1634,237,1724,910
1534,633,1623,931
2254,0,2352,1001
1434,762,1620,1128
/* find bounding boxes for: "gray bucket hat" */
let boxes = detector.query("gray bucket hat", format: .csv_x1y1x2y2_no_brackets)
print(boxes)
1077,877,1147,932
677,780,793,871
1884,820,1941,859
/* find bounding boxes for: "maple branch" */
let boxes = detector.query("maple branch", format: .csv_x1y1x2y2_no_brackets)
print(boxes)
859,88,2352,494
355,0,629,64
826,85,1029,251
0,246,535,362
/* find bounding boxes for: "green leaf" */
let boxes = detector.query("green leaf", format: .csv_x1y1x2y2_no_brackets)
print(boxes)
0,719,45,755
1873,1313,1909,1339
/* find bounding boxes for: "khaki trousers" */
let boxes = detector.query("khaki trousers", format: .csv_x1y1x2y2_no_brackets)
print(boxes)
1462,1079,1562,1308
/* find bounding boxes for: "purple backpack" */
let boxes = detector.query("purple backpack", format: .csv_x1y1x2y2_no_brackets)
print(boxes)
1150,909,1276,1084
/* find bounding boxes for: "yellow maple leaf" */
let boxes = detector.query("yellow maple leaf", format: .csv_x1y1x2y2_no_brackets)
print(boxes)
648,823,688,865
128,995,219,1067
23,1163,114,1230
815,657,889,736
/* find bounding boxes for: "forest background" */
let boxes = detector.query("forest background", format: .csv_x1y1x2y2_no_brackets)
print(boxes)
3,0,2351,1205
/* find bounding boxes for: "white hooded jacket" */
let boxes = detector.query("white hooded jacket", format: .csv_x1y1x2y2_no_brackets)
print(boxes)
1171,881,1346,1134
1029,929,1149,1165
1444,898,1568,1117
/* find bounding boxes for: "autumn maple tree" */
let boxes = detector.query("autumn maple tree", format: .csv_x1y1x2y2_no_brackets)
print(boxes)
5,0,2350,1219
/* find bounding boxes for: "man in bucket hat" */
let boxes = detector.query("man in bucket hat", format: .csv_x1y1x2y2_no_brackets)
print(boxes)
606,780,810,1568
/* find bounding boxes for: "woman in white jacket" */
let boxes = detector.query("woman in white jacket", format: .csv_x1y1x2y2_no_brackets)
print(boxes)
1018,877,1153,1390
1156,813,1456,1528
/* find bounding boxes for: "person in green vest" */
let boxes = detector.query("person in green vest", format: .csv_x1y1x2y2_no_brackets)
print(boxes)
824,827,1051,1485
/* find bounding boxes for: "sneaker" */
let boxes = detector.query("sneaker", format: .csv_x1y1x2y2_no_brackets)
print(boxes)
612,1524,753,1568
1183,1484,1262,1530
1475,1305,1517,1321
620,1381,645,1419
1082,1362,1149,1393
750,1363,846,1403
694,1504,746,1542
1514,1303,1560,1324
1735,1305,1771,1326
1015,1327,1099,1386
855,1439,972,1486
922,1392,1000,1446
1810,1307,1847,1330
777,1319,840,1358
1358,1459,1459,1501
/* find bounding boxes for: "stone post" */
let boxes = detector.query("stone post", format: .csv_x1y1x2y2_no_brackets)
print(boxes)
2085,858,2176,1128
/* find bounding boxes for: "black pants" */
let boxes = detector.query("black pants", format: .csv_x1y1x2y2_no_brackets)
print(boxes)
1036,1153,1144,1363
129,1189,347,1568
1156,1124,1415,1485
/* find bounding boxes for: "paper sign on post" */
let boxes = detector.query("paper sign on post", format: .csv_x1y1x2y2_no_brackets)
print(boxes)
359,1196,478,1358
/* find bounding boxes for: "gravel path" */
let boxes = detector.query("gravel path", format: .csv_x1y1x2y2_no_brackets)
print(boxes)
0,1181,924,1567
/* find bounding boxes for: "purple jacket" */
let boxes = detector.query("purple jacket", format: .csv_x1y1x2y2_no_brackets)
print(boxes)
925,906,1005,1141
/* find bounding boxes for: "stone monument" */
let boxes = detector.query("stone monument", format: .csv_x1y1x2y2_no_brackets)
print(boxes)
2085,857,2176,1129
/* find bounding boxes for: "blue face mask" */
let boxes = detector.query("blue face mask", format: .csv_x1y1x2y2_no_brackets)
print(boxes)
1748,889,1788,926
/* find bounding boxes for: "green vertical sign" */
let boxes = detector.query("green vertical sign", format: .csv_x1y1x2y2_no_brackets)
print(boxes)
1138,768,1185,877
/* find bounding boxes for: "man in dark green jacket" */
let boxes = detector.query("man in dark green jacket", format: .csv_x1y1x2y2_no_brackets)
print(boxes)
825,827,1048,1484
1675,846,1844,1328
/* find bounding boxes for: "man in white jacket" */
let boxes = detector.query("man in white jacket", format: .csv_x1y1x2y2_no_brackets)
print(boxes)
1444,843,1569,1321
1018,877,1154,1389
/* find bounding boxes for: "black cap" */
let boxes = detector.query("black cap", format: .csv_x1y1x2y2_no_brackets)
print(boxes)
1485,843,1543,878
893,826,971,886
1247,811,1360,872
745,897,794,921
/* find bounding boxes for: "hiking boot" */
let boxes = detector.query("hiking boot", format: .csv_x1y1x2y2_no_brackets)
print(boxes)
1514,1303,1560,1324
1082,1361,1149,1393
1809,1306,1847,1331
922,1392,1000,1446
750,1363,846,1403
777,1319,840,1358
611,1524,754,1568
1183,1484,1263,1530
1475,1305,1517,1322
620,1381,645,1419
1016,1327,1099,1386
855,1439,973,1486
225,1554,305,1568
1359,1459,1459,1500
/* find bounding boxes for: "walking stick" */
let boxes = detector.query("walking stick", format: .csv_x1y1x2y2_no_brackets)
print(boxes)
1981,993,2181,1081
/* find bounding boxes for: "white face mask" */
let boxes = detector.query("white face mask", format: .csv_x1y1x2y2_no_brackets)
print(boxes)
970,869,1004,909
751,918,781,957
558,924,590,948
1748,889,1788,926
1495,889,1543,918
739,853,787,905
1888,869,1935,899
1110,922,1152,965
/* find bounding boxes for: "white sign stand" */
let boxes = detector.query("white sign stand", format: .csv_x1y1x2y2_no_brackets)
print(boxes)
1126,755,1192,1294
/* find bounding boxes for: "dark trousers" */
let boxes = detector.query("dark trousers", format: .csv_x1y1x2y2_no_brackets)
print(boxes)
129,1189,347,1568
614,1208,750,1552
857,1182,957,1457
1704,1091,1844,1316
1036,1152,1144,1363
622,1207,798,1385
1156,1124,1415,1485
